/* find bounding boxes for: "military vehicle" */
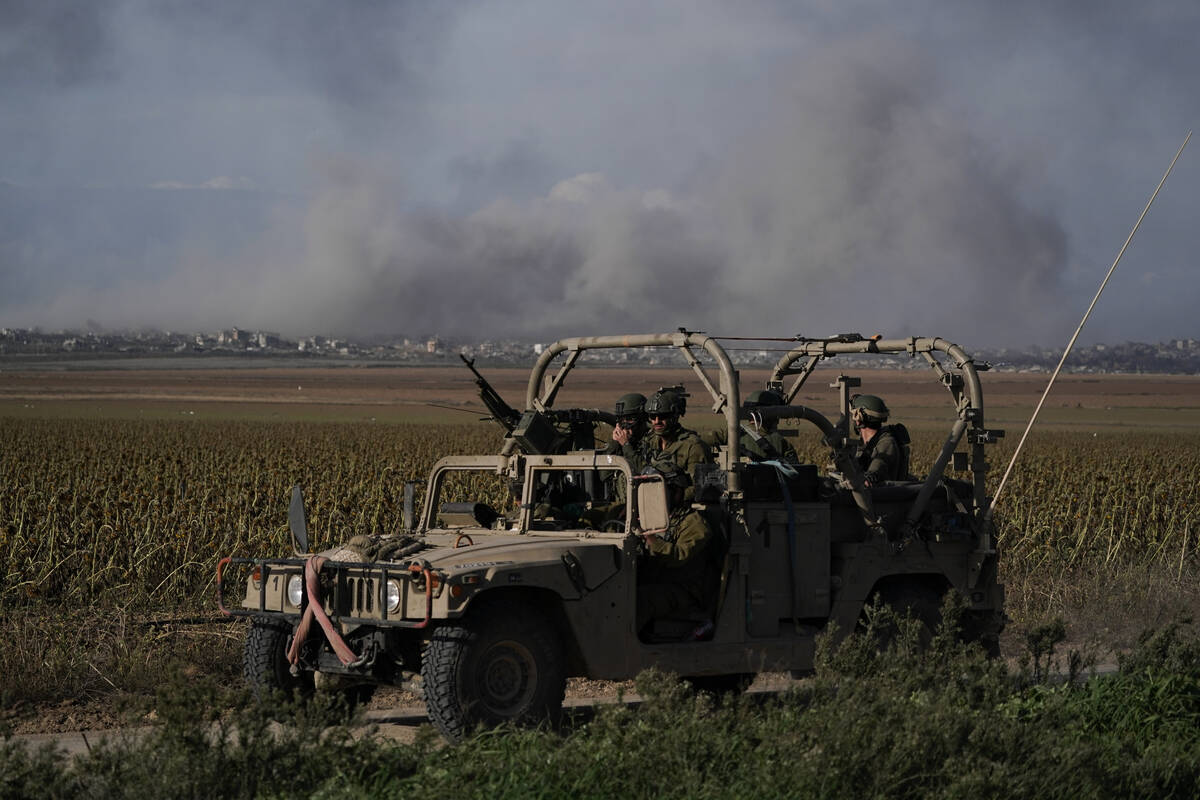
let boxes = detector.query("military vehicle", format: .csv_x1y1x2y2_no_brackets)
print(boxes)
217,331,1005,741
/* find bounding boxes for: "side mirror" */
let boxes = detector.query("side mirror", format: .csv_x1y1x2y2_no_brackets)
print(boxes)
403,481,416,530
288,486,309,554
634,476,670,535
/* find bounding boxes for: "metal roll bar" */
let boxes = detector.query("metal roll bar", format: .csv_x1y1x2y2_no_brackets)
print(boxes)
768,336,996,546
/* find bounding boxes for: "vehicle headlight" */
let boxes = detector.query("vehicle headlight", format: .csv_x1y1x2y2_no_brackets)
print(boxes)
287,575,304,608
385,579,402,613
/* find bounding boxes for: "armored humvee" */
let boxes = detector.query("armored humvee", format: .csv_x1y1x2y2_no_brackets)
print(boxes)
217,331,1005,741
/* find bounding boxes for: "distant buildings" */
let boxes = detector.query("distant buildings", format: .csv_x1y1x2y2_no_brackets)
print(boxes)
1,326,1198,373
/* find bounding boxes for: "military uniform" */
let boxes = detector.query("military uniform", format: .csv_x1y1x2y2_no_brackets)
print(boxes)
857,427,904,484
636,505,718,630
640,426,710,483
588,438,646,525
597,392,650,511
601,437,648,475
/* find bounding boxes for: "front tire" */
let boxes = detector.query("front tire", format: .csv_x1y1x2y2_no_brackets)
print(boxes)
243,620,313,702
422,599,566,742
243,620,375,713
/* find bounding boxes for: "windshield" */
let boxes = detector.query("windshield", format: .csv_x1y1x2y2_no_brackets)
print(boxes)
425,456,631,534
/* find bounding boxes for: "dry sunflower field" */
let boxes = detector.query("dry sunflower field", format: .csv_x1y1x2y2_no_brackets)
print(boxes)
2,363,1200,732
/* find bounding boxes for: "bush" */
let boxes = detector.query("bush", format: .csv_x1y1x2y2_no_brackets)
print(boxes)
5,619,1200,799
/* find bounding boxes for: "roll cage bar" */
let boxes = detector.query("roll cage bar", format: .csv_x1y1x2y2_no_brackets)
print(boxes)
767,335,999,531
504,331,999,547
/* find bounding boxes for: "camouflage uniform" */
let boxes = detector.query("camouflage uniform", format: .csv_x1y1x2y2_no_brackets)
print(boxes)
636,505,718,630
857,427,904,484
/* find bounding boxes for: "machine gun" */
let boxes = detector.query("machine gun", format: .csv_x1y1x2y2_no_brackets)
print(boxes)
460,354,615,454
461,354,522,435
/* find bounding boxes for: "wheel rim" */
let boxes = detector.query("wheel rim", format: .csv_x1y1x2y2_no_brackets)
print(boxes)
473,638,538,717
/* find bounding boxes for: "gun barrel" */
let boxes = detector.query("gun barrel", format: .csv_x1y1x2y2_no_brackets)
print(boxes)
460,354,521,433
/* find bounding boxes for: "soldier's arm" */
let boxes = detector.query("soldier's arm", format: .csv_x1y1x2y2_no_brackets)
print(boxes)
685,438,712,468
864,436,899,483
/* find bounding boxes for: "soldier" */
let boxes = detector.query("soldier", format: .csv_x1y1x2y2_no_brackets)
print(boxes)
636,465,720,632
602,392,650,474
706,389,798,462
588,393,649,524
639,389,711,489
851,394,910,485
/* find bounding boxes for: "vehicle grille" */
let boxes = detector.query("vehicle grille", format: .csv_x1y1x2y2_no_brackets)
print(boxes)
345,575,376,616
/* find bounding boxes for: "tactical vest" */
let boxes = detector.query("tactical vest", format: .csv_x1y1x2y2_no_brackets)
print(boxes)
884,423,912,480
859,423,912,482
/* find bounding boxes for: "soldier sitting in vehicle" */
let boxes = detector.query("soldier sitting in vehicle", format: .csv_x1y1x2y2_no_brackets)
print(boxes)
636,464,720,635
639,389,711,498
705,389,799,463
586,393,651,528
602,392,650,473
851,394,912,485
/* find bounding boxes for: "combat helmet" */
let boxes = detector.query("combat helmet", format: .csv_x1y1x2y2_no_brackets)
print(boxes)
645,388,685,418
851,394,890,425
614,392,647,418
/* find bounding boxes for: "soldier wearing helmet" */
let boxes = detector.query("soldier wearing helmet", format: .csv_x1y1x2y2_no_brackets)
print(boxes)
639,388,711,496
706,388,798,463
851,394,909,485
635,462,720,633
591,392,651,520
604,392,649,471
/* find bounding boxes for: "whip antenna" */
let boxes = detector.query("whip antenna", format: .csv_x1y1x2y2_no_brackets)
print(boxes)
988,131,1191,520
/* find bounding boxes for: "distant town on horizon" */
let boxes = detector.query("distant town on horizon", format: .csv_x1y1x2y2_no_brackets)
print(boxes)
1,325,1198,375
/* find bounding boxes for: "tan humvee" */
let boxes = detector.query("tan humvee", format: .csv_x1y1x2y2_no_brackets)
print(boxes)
218,332,1005,741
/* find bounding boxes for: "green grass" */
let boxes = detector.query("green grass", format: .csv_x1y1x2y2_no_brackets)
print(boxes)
4,615,1200,799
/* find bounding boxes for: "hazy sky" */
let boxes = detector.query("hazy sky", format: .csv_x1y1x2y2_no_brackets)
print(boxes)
1,0,1197,347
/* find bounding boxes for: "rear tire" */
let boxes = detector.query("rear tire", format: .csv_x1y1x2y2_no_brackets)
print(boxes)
962,610,1004,659
870,581,1003,658
422,599,566,742
871,580,944,651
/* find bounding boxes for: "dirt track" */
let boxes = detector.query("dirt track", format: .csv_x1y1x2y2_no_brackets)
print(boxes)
10,674,806,756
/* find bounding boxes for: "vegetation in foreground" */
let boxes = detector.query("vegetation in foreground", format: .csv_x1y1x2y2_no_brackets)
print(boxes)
4,612,1200,799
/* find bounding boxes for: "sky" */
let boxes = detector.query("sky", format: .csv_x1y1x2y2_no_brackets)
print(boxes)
1,0,1197,347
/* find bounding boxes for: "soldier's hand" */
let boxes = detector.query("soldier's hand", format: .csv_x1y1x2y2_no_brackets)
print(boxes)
613,425,630,446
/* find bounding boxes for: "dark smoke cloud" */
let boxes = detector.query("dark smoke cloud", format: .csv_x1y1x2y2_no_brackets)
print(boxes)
0,0,115,88
154,0,454,111
202,35,1066,344
2,1,1196,347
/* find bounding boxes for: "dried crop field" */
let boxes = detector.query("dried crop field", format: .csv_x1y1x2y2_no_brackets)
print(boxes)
2,363,1200,726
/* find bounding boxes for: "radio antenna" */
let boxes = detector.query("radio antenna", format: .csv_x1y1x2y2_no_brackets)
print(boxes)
988,131,1192,520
